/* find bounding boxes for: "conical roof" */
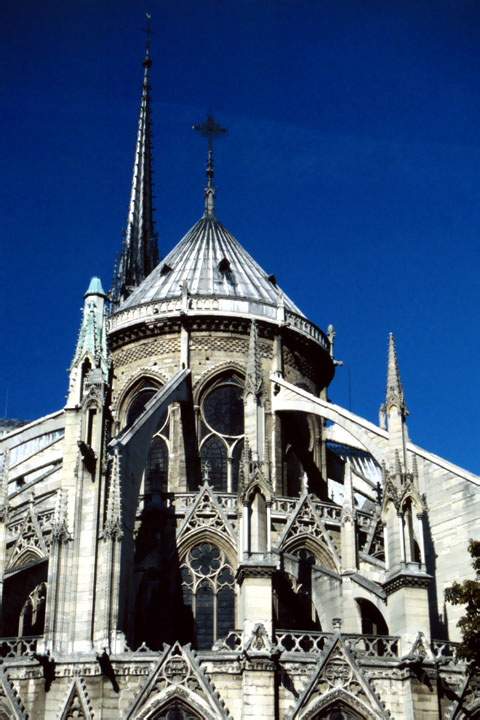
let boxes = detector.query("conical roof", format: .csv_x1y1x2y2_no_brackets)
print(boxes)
120,215,303,315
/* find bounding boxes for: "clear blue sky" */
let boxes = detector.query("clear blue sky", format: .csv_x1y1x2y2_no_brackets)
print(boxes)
1,0,480,472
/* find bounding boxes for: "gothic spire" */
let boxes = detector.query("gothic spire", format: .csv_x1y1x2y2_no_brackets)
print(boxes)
112,40,159,304
385,332,407,416
193,115,227,218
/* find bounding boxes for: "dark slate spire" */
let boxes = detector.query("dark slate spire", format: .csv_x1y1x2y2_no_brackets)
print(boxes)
112,41,159,304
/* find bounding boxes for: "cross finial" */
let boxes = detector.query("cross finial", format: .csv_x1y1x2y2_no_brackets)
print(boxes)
143,12,153,68
193,115,228,217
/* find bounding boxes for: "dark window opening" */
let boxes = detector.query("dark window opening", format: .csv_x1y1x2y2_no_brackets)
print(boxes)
146,437,169,498
203,382,244,437
200,436,228,491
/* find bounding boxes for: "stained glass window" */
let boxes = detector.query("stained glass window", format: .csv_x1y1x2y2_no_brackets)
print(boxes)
199,373,245,492
203,383,244,436
200,436,228,491
180,542,235,650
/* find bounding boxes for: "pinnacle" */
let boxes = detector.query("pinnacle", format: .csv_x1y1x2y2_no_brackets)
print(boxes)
386,332,407,414
85,276,106,298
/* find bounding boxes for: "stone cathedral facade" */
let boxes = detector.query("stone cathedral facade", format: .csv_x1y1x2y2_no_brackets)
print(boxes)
0,48,479,720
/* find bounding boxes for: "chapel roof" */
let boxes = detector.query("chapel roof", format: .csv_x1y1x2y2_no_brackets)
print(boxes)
119,213,303,316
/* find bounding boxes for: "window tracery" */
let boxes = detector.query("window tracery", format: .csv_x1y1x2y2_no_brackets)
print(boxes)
125,379,161,428
199,373,244,492
145,407,170,500
180,542,235,650
154,700,202,720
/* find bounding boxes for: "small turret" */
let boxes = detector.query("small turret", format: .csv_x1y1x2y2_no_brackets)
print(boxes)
67,277,109,408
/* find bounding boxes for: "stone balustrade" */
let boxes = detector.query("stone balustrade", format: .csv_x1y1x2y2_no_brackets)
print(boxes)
108,296,329,351
431,639,462,664
0,635,39,658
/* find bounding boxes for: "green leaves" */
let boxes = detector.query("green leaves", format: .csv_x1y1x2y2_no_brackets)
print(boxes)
445,540,480,668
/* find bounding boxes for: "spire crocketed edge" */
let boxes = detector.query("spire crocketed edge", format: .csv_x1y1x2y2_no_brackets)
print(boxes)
112,44,159,304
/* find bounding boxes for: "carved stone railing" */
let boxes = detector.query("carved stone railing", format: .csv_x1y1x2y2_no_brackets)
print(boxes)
212,630,244,652
431,639,461,664
164,492,238,516
109,296,329,350
275,631,399,657
271,497,344,525
344,634,399,658
275,630,332,654
284,310,330,351
213,630,400,658
0,636,39,658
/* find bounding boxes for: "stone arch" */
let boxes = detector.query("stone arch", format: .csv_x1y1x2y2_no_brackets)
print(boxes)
272,380,389,465
3,557,48,637
133,686,219,720
193,361,245,405
297,688,382,720
283,535,338,573
177,528,237,570
9,546,45,572
113,368,168,424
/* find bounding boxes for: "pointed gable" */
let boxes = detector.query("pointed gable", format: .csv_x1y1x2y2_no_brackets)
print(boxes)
290,636,389,719
0,668,29,719
57,678,93,720
176,482,236,549
7,502,48,571
126,642,230,720
278,493,340,571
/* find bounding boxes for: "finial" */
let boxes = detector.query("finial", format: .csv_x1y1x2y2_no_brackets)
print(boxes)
386,332,408,416
143,12,153,68
193,115,227,217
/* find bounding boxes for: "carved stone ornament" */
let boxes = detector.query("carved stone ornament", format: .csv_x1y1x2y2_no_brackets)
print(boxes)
125,642,231,720
290,636,390,719
244,623,276,657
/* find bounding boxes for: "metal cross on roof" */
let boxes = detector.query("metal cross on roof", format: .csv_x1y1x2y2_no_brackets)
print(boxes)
193,115,227,149
193,115,227,217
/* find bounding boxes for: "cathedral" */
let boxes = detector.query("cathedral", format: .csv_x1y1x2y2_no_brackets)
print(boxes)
0,42,479,720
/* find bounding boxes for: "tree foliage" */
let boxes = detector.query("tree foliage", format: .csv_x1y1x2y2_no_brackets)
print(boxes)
445,539,480,669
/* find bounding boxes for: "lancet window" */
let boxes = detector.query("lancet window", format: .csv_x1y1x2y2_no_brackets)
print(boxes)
282,411,324,497
199,373,244,492
180,542,235,650
145,406,170,501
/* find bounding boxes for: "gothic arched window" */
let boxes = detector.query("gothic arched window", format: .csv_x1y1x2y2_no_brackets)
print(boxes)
199,373,244,492
274,548,321,631
313,705,365,720
180,542,235,650
146,437,169,495
125,379,161,427
145,405,170,502
156,700,202,720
